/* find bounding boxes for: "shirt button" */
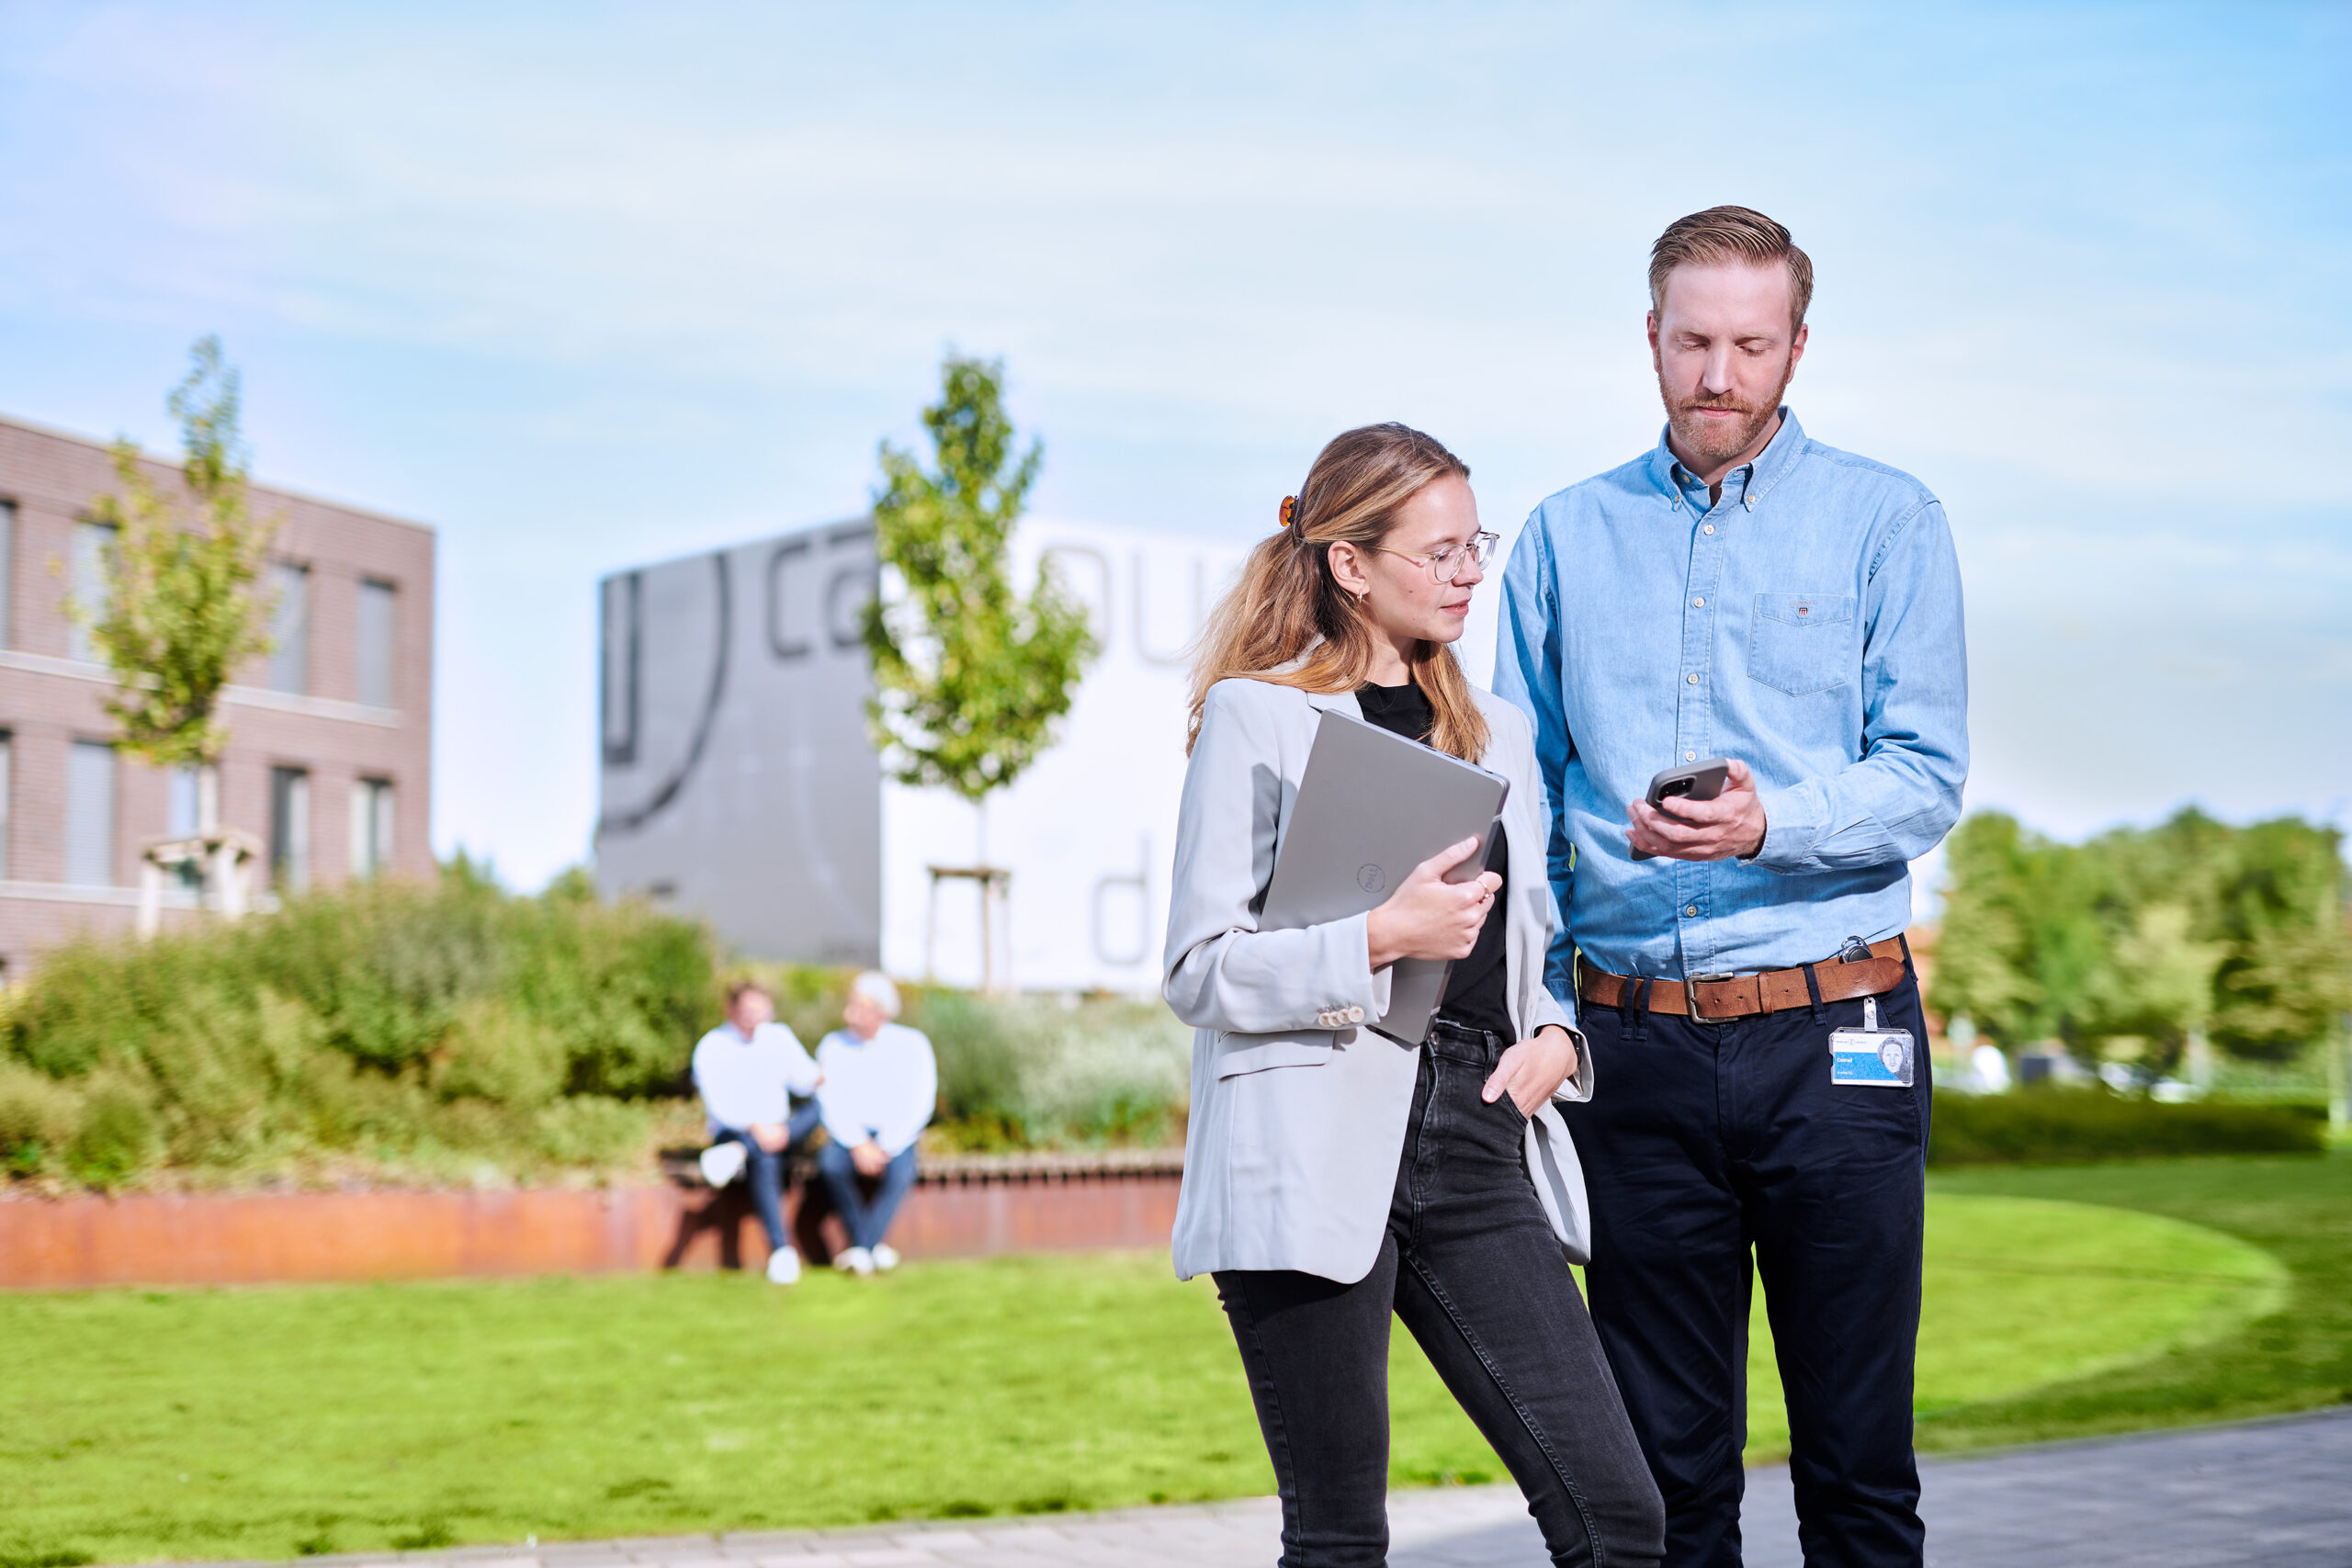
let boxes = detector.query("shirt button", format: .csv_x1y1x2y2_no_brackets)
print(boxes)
1702,524,1715,536
1685,750,1697,761
1692,597,1704,607
1684,905,1699,918
1687,672,1700,684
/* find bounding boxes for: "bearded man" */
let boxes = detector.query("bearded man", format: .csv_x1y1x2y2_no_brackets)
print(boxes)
1494,207,1967,1568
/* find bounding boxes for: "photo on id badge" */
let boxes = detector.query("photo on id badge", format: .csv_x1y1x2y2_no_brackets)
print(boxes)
1830,995,1914,1088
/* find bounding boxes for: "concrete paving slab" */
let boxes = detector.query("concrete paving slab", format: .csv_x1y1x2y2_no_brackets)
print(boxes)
110,1405,2351,1568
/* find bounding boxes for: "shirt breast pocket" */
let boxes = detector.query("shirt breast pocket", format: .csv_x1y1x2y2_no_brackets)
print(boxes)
1748,593,1857,696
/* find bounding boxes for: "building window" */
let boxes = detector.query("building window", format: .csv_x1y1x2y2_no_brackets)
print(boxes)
168,765,201,840
167,764,207,887
268,561,310,694
0,731,11,880
349,777,394,879
70,521,118,664
269,765,311,891
0,499,16,649
66,740,118,886
356,579,397,708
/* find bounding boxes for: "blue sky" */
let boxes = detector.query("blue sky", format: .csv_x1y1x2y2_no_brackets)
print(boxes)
3,1,2346,890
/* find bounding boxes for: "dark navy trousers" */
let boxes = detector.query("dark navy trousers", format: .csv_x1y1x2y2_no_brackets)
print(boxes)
1561,966,1932,1568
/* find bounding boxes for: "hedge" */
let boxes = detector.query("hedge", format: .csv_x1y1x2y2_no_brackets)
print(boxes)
1927,1087,2325,1166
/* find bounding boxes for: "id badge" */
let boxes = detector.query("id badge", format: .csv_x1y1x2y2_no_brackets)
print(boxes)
1829,996,1914,1089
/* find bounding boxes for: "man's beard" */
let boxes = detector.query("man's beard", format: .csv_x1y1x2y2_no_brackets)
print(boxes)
1661,359,1795,468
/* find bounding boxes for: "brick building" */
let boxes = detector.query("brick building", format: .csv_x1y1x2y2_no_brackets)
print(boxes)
0,413,435,979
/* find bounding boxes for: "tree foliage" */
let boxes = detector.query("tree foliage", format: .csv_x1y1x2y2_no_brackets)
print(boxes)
1931,807,2352,1066
76,336,277,769
862,354,1096,806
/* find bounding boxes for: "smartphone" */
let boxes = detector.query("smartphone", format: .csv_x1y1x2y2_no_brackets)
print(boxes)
1631,757,1732,862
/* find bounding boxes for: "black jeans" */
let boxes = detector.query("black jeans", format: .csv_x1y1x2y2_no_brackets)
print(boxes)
1563,969,1932,1568
1214,1023,1666,1568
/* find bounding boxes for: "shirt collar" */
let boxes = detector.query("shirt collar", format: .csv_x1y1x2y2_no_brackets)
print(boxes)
1646,406,1807,511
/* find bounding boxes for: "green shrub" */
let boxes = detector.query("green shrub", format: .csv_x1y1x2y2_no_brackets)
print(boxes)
434,999,569,1109
914,991,1190,1148
1928,1086,2324,1166
66,1075,160,1190
0,1060,81,1179
2,868,719,1190
4,868,1198,1187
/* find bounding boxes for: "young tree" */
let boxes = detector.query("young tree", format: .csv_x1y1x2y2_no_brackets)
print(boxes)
76,336,277,773
863,353,1095,813
862,353,1096,987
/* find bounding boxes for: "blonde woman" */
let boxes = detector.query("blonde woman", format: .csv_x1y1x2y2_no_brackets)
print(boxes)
1166,424,1663,1568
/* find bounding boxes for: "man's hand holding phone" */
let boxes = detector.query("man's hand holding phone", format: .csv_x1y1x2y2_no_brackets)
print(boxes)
1628,759,1769,862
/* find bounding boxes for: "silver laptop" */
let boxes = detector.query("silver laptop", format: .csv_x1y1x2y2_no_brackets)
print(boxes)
1260,708,1510,1045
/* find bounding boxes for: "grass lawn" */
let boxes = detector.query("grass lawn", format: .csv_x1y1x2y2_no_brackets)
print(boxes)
0,1166,2333,1565
1916,1152,2352,1450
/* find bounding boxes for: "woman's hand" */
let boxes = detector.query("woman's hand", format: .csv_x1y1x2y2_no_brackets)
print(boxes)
1482,1024,1580,1117
1365,837,1502,968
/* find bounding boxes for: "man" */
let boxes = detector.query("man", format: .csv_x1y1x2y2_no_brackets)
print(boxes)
1494,206,1967,1568
814,971,937,1277
692,979,823,1284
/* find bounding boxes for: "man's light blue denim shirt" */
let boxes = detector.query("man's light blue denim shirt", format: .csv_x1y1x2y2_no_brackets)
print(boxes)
1492,409,1968,1005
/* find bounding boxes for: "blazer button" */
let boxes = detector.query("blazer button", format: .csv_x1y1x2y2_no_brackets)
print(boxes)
1346,1006,1366,1023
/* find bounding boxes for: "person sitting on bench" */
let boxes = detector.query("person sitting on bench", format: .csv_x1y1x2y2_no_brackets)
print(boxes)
813,972,936,1276
692,979,822,1284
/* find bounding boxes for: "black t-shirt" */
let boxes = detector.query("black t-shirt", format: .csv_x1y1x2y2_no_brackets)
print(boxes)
1353,680,1513,1040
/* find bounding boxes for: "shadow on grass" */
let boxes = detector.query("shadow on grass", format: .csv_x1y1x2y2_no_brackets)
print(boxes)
1917,1151,2352,1451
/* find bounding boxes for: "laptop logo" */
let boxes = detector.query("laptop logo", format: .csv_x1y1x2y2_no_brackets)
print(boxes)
1357,863,1386,894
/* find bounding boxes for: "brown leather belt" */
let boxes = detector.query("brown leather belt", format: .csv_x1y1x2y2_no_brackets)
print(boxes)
1577,936,1910,1022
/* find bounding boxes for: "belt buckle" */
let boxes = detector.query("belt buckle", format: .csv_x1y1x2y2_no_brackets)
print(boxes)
1683,973,1736,1021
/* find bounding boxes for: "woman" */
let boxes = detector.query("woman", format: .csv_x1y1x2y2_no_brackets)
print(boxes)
1165,424,1664,1568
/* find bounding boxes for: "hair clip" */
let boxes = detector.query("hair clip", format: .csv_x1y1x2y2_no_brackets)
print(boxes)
1278,495,1300,535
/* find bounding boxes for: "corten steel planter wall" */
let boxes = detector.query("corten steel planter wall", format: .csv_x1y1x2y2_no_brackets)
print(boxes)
0,1153,1184,1291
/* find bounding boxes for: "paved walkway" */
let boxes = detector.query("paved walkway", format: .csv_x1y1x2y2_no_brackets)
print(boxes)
168,1406,2351,1568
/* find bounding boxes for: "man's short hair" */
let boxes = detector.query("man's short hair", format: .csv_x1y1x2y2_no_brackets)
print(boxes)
726,978,772,1008
1648,206,1814,334
849,970,902,1020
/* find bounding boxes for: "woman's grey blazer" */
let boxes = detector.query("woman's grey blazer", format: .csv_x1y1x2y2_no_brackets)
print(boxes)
1165,676,1594,1284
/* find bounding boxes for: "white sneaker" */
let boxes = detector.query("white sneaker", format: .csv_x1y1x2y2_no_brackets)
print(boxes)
764,1247,802,1285
698,1142,746,1188
869,1243,900,1272
834,1246,875,1277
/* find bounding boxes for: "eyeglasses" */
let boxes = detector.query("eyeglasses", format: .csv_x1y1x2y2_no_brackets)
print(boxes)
1374,531,1498,584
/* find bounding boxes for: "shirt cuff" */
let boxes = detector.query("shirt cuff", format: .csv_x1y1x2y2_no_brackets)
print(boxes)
1752,778,1827,873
